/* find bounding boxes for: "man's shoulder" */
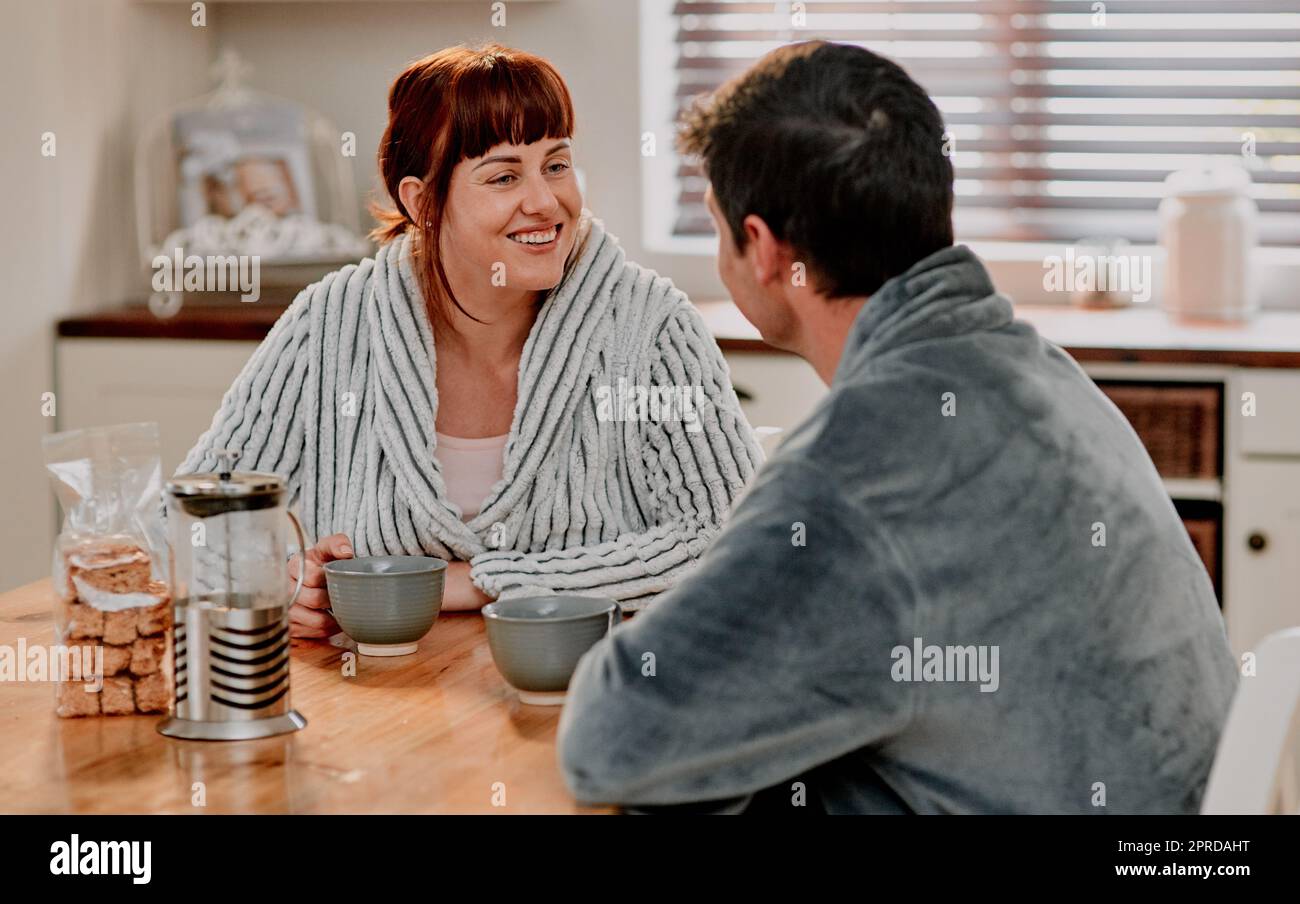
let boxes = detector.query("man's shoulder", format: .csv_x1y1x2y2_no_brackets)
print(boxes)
769,325,1071,507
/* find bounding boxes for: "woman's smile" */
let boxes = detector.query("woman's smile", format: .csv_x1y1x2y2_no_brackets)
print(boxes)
507,221,563,253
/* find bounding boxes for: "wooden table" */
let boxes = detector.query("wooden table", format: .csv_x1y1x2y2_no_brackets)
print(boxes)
0,579,608,814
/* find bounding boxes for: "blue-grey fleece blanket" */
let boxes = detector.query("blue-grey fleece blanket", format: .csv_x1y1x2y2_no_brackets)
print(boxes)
557,244,1238,814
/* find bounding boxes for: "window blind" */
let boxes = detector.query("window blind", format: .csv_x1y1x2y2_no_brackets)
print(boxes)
670,0,1300,245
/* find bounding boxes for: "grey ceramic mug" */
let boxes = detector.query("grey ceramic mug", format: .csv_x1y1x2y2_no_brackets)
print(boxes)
322,555,447,656
481,595,622,705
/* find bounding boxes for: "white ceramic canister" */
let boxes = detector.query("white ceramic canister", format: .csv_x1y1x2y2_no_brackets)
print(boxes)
1158,164,1259,321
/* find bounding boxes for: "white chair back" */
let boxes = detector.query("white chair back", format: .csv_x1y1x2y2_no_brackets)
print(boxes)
1201,627,1300,814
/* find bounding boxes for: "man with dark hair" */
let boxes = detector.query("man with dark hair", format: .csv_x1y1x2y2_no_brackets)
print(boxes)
558,41,1237,814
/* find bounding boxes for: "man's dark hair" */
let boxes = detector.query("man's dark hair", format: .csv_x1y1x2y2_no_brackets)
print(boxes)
678,41,954,299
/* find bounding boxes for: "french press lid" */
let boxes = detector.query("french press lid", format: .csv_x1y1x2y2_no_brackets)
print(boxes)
166,449,286,517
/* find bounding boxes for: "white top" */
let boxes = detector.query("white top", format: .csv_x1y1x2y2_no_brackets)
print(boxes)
435,432,509,521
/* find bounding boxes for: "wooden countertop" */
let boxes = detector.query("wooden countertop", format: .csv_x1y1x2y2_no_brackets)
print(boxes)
695,300,1300,368
57,300,292,342
0,579,608,814
58,298,1300,367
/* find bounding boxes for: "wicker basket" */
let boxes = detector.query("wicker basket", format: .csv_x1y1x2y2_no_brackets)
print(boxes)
1096,382,1222,478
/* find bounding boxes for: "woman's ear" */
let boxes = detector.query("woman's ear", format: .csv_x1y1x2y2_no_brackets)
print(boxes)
398,176,426,222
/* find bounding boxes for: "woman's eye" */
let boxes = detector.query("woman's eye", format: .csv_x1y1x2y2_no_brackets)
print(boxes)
491,173,517,186
546,160,570,174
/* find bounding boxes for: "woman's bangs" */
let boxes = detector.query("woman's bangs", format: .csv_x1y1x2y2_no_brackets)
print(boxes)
451,59,574,162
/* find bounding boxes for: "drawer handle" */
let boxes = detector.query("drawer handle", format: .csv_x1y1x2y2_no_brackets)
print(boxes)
1247,532,1268,552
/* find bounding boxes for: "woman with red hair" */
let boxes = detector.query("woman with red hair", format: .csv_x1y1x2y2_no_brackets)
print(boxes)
180,44,762,635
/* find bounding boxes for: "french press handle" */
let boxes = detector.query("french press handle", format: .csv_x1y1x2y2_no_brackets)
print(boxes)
286,511,307,608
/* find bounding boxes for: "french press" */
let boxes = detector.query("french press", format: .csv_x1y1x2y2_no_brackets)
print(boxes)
157,450,308,740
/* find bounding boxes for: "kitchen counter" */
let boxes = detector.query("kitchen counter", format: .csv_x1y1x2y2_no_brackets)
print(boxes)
696,301,1300,368
57,300,291,342
0,579,607,814
59,299,1300,367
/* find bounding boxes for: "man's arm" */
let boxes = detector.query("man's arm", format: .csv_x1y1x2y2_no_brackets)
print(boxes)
556,457,917,807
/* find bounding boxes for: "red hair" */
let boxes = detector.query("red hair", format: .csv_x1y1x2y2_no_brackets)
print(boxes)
369,44,576,330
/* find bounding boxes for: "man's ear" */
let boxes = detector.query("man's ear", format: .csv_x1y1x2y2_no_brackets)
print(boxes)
741,214,787,287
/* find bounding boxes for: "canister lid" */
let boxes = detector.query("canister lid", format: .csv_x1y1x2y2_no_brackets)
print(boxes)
1163,164,1252,198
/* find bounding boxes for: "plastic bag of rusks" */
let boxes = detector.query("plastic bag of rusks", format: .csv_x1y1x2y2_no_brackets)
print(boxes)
41,423,174,718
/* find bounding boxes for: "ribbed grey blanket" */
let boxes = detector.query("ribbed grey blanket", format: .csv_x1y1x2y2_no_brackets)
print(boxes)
178,217,763,605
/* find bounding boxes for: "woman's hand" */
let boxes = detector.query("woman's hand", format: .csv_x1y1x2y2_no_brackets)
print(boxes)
286,533,353,638
441,560,492,612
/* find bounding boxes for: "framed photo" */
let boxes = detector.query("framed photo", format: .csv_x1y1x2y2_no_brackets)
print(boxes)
173,99,317,227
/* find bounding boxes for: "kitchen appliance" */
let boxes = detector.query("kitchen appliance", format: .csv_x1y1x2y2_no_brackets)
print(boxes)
157,450,307,740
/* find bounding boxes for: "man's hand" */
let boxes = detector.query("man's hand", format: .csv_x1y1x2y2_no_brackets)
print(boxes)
442,560,492,612
287,533,352,638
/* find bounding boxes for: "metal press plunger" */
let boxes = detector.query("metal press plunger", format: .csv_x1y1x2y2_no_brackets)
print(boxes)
157,450,307,740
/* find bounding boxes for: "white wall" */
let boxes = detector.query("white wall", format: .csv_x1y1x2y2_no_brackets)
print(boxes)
210,0,725,298
0,0,211,591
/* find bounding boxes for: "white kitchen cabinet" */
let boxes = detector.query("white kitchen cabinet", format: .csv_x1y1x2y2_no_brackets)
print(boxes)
1223,459,1300,659
1224,369,1300,658
723,351,827,436
55,338,259,476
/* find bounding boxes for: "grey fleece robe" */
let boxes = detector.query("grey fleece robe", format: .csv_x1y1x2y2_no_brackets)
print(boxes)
557,244,1238,814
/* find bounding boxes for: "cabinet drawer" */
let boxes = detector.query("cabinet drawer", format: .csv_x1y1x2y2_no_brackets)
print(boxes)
1095,381,1222,478
1236,371,1300,456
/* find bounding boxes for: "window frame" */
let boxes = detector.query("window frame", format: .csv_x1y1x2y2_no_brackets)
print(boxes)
637,0,1300,310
